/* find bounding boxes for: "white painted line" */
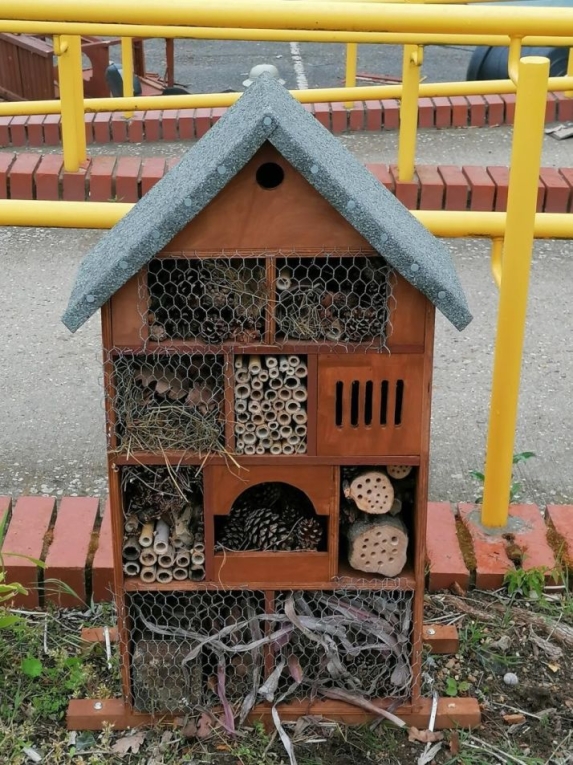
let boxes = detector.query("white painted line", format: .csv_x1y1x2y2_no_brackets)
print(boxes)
289,42,309,90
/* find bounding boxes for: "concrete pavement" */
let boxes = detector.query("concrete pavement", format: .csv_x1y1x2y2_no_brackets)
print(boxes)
1,128,572,504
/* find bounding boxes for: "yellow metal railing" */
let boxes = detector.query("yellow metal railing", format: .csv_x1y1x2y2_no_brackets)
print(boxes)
0,1,567,528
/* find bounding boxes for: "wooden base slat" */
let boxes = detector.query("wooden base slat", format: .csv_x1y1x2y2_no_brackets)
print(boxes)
67,695,480,731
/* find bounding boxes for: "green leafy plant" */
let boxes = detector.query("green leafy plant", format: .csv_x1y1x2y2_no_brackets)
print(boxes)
469,451,536,504
503,567,547,600
0,512,31,629
445,677,471,697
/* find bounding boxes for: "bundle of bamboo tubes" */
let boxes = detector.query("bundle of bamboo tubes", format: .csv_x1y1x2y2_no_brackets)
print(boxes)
122,515,205,582
234,354,308,455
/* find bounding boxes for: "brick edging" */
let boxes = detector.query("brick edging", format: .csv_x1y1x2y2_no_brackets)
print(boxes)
1,496,571,605
1,153,572,212
0,92,571,149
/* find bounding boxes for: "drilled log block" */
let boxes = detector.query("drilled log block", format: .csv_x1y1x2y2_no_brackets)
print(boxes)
344,471,394,514
347,515,408,577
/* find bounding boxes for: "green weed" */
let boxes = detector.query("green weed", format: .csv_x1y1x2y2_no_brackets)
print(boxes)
469,450,536,504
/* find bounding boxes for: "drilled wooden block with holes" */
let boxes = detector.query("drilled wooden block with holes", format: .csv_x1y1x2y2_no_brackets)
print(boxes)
62,80,474,728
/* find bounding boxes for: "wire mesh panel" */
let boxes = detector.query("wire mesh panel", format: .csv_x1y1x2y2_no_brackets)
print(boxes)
275,254,394,349
126,590,266,713
124,587,413,715
147,257,268,343
108,353,225,455
273,590,413,702
234,355,308,455
121,466,205,583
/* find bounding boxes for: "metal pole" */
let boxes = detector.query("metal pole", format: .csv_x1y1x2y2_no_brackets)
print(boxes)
481,56,550,528
121,37,134,118
344,42,358,107
54,35,86,172
398,44,422,182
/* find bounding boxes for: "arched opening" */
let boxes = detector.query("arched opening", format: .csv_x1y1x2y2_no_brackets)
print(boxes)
216,482,326,552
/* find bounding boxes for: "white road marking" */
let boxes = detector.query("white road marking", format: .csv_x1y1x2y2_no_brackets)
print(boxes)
289,42,309,90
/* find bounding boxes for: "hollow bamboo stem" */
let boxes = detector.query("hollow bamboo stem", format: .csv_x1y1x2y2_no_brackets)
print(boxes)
140,548,158,567
122,536,141,561
139,522,155,548
153,519,170,554
140,565,157,583
123,561,141,576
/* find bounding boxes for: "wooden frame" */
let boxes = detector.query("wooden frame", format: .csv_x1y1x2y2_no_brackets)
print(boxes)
89,142,448,727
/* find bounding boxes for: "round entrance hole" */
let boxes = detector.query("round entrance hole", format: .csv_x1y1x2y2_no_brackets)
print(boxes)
256,162,285,189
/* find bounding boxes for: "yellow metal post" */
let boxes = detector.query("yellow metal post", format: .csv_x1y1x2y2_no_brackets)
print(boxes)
55,35,86,172
121,37,134,118
566,47,573,97
398,44,423,182
481,56,550,528
344,42,358,108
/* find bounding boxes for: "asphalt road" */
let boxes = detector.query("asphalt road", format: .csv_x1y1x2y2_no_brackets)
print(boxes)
110,39,475,94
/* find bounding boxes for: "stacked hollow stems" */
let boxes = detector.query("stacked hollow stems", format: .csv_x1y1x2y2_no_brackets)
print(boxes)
121,466,206,583
234,355,308,455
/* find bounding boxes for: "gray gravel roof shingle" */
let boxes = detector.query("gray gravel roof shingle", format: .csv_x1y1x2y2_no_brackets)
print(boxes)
62,74,472,332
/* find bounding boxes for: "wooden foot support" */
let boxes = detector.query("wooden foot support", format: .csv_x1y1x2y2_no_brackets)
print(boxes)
67,695,480,731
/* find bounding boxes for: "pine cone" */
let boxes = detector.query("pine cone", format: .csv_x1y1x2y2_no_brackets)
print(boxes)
295,517,322,550
243,507,293,551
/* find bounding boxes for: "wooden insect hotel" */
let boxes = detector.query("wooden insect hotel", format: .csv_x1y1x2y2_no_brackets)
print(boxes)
62,75,472,728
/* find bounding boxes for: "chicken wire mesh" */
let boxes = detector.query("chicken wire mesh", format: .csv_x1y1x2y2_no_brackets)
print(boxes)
106,353,225,455
234,354,308,456
123,588,414,715
274,254,394,348
121,465,206,584
139,251,394,351
146,257,267,344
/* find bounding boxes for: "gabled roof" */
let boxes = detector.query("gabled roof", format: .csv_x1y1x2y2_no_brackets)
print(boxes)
62,75,472,332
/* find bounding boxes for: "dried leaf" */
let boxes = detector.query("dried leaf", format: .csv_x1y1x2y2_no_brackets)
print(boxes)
547,662,561,673
503,713,525,725
197,712,215,740
529,631,563,660
272,705,298,765
22,748,42,763
408,727,444,744
180,720,198,739
111,731,146,755
288,654,304,684
417,742,443,765
449,731,460,755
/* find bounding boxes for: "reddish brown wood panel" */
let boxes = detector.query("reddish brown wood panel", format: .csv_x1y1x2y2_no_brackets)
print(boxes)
164,143,371,252
1,496,55,608
387,275,429,350
110,274,148,346
44,497,99,608
204,464,337,516
316,353,425,456
213,550,330,586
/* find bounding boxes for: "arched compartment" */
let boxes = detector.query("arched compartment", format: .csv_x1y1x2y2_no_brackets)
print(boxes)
204,465,338,586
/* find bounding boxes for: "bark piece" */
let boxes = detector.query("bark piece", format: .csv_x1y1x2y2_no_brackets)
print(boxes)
347,515,408,577
344,471,394,514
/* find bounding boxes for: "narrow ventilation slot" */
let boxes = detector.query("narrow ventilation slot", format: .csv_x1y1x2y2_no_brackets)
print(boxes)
335,381,344,427
350,381,360,427
395,380,404,425
380,381,389,425
364,381,373,426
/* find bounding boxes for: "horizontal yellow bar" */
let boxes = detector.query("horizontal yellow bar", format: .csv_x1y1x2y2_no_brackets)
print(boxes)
1,200,572,240
2,74,573,117
1,0,573,38
3,18,572,47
